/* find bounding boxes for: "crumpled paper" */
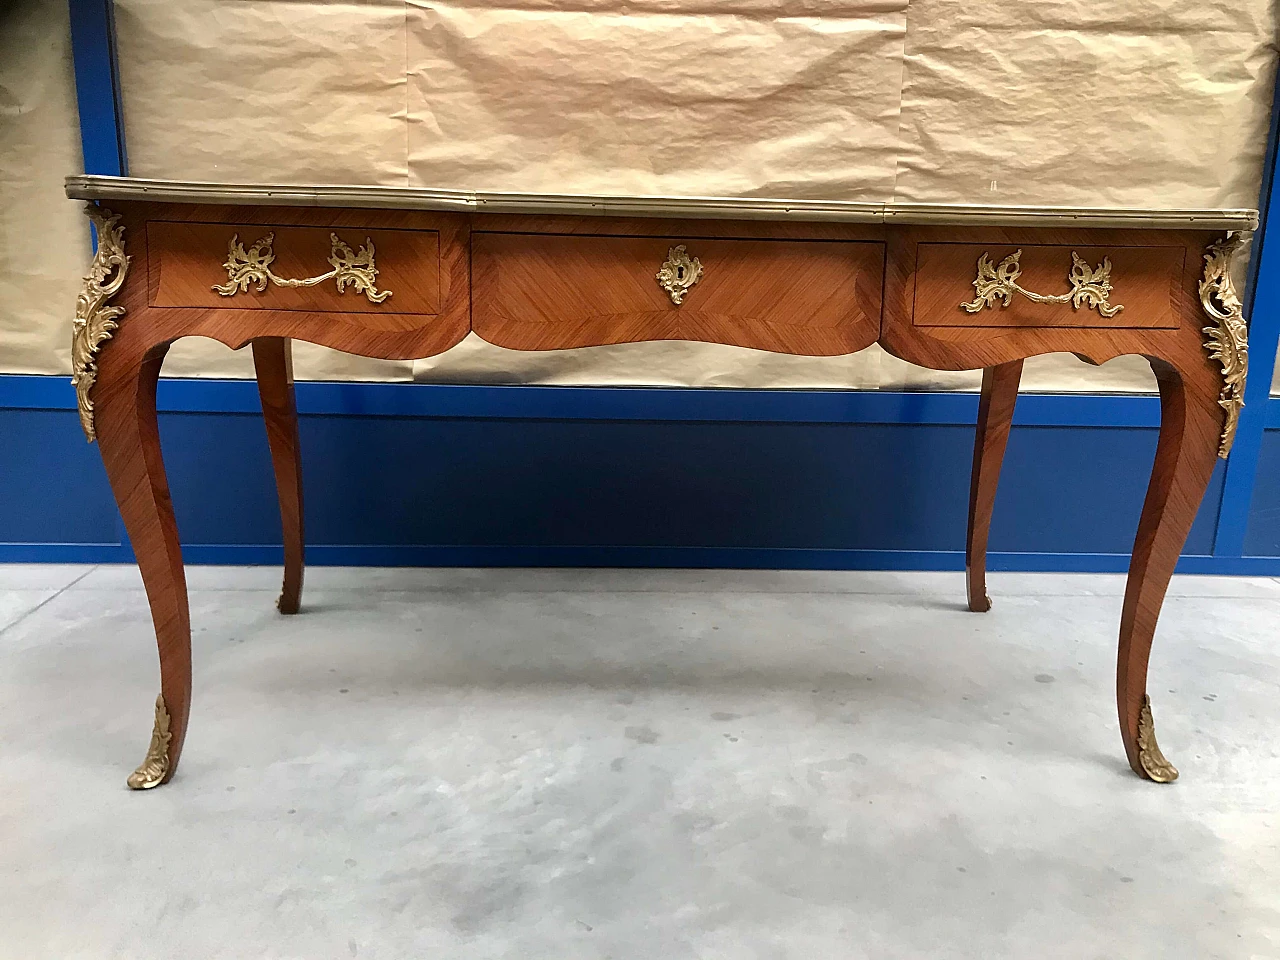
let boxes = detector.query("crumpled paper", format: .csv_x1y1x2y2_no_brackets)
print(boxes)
7,0,1276,391
0,0,88,377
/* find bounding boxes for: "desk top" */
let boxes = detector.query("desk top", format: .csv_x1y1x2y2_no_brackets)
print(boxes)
65,176,1259,232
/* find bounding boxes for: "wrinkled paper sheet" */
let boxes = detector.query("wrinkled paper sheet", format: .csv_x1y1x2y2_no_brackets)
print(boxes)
0,0,90,377
6,0,1277,391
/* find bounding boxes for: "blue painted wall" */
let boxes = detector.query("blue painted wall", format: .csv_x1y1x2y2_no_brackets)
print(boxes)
165,413,1223,557
1244,428,1280,558
6,379,1276,572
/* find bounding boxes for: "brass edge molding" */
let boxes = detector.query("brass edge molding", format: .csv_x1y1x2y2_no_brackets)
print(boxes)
213,232,392,304
71,205,131,443
1200,233,1248,459
656,245,703,305
884,204,1258,231
63,176,1260,230
1136,695,1178,783
127,694,173,790
961,249,1124,318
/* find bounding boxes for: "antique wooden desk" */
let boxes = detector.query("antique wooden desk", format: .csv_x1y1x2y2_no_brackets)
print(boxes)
65,175,1255,789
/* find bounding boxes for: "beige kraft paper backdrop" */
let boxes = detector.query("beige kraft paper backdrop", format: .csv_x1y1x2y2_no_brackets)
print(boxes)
3,0,1277,391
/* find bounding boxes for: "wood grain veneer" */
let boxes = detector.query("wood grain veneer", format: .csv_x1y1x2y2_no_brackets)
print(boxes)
150,221,441,320
124,202,472,360
881,226,1215,368
914,243,1184,329
473,232,883,355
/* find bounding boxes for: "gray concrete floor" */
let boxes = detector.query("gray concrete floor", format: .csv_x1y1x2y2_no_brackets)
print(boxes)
0,564,1277,959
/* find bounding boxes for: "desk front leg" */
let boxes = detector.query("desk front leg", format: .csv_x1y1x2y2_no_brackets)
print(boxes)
69,200,472,788
93,342,192,789
1116,359,1220,782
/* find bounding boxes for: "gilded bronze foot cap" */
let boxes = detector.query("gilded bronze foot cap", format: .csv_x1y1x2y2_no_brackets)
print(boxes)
127,694,173,790
1137,694,1179,783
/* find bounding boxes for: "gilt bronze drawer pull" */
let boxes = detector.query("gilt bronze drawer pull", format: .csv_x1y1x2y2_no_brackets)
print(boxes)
212,232,392,303
961,249,1123,319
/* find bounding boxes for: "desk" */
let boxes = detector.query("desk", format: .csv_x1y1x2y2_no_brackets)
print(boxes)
64,175,1256,789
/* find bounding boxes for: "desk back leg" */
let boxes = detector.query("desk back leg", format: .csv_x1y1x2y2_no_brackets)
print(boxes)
966,360,1023,612
94,342,192,789
252,338,305,615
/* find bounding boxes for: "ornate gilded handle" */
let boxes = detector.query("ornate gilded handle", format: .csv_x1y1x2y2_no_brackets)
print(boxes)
656,245,703,305
961,249,1123,319
212,232,392,303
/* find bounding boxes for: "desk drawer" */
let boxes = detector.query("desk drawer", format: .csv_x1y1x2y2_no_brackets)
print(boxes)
148,221,441,323
913,242,1185,329
472,232,883,356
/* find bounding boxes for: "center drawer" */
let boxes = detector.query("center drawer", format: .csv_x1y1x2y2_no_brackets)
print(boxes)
472,232,883,356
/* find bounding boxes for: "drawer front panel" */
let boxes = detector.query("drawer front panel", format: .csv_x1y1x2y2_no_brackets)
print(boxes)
148,221,441,318
913,243,1185,329
472,233,883,356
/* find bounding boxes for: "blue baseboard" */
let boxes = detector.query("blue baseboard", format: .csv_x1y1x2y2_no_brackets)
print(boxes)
4,376,1280,574
0,373,1168,426
3,542,1276,576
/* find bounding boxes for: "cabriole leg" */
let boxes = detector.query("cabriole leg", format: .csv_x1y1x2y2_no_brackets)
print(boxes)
1117,360,1222,782
93,343,191,789
252,338,305,614
966,360,1023,612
